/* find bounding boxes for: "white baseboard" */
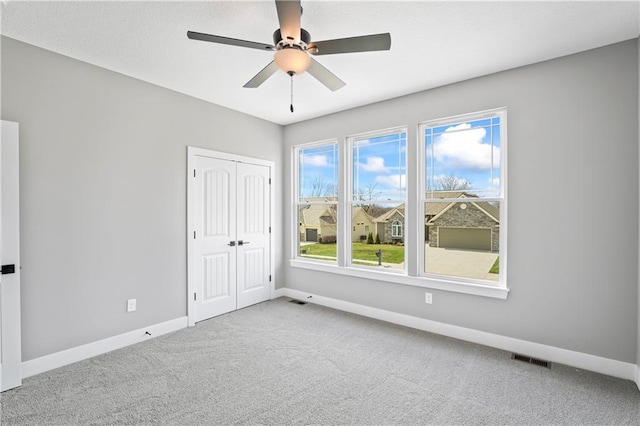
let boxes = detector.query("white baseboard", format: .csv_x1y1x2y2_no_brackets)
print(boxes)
280,288,637,382
22,317,188,379
272,287,286,299
635,365,640,391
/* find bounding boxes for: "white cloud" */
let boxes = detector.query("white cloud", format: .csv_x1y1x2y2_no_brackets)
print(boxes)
359,156,389,173
375,174,406,189
302,155,330,167
433,123,500,170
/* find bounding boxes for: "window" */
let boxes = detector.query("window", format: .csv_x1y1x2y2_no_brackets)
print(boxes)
291,109,507,299
294,141,339,262
349,129,407,270
391,220,403,238
421,109,506,284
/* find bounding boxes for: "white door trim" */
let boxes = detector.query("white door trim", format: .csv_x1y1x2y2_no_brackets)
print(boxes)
187,147,274,327
1,120,22,391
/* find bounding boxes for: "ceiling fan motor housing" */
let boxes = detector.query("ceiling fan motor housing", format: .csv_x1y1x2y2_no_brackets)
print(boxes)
273,28,311,48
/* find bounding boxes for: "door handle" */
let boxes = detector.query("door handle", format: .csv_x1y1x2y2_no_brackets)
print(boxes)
238,240,250,246
227,241,236,247
1,264,16,275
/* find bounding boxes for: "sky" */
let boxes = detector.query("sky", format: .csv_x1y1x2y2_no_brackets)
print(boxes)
426,117,501,197
299,116,501,200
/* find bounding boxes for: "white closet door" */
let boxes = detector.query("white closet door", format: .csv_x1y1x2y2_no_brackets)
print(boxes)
236,162,271,309
194,156,237,321
1,121,22,391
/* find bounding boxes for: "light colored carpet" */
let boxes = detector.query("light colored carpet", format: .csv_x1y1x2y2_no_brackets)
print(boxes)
1,297,639,425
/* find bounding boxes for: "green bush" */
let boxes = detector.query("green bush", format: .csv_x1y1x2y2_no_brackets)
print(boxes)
322,235,336,244
375,233,381,244
366,232,374,244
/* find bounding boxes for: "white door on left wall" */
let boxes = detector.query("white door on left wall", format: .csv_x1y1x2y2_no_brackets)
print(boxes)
1,120,22,392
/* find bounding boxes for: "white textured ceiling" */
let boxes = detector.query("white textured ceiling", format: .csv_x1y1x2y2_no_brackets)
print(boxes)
1,1,639,125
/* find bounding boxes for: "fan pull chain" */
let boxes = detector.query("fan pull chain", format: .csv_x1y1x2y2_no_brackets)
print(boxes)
289,72,295,113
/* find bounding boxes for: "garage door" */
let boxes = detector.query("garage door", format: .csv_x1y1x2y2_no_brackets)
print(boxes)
439,228,491,251
305,228,318,242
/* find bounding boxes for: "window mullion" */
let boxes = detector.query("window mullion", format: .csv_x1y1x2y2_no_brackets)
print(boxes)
338,136,349,267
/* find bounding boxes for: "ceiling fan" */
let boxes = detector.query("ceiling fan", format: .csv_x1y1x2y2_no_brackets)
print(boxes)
187,0,391,94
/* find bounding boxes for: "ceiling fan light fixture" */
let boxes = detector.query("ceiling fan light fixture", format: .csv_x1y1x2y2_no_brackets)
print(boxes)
274,47,310,75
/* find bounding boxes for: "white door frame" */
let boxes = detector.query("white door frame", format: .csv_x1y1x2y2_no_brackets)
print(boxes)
1,120,22,391
187,147,275,327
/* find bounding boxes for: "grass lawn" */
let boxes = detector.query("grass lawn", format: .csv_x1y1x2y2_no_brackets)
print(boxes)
489,257,499,274
300,243,404,264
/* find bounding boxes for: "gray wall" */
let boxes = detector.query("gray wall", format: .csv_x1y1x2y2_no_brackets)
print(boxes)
1,37,284,361
283,40,639,364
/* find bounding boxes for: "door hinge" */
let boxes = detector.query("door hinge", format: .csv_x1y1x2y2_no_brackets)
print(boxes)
269,178,271,184
193,169,196,178
194,231,196,239
269,226,271,233
194,292,197,301
269,275,272,282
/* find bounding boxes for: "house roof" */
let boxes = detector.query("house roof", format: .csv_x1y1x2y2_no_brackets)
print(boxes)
375,206,405,222
299,204,376,226
424,192,499,221
426,195,500,224
319,211,336,225
301,192,499,225
299,204,333,227
425,192,466,216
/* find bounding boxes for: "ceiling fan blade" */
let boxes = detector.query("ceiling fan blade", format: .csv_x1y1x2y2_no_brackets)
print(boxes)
187,31,275,51
275,0,301,42
307,58,346,92
309,33,391,55
243,61,279,88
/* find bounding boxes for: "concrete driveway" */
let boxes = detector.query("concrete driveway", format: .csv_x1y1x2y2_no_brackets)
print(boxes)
425,245,499,281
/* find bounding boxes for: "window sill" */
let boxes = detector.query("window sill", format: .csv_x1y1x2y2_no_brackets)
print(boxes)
289,259,509,300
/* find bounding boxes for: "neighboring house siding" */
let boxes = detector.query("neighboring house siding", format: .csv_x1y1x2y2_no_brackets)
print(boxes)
320,223,336,240
428,203,499,252
352,208,375,242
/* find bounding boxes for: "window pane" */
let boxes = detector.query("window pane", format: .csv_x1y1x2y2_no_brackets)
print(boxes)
350,202,404,270
299,144,338,199
425,117,500,197
297,204,337,262
353,132,407,201
424,200,500,282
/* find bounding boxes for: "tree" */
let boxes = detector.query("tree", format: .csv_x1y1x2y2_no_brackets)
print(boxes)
354,183,383,215
435,175,472,191
366,232,374,244
308,175,336,197
354,183,381,202
374,233,381,244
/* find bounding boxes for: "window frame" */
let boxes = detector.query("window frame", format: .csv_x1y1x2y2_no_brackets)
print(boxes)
346,126,408,271
290,109,508,300
418,108,507,288
391,220,403,238
292,139,340,264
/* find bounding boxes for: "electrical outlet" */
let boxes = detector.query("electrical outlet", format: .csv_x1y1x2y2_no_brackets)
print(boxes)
425,292,433,304
127,299,136,312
